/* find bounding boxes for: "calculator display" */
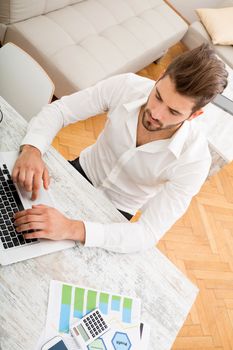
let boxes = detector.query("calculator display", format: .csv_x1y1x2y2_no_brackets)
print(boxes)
77,324,90,342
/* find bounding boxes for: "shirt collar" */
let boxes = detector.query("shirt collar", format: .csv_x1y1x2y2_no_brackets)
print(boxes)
123,96,148,142
124,96,148,143
123,96,191,158
136,120,191,157
123,96,148,112
168,120,190,158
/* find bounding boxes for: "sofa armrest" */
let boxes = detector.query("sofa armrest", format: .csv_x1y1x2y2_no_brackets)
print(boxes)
0,23,7,45
181,21,211,50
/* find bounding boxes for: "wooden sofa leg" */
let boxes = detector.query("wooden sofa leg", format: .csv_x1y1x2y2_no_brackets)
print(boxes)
153,50,167,64
154,57,162,64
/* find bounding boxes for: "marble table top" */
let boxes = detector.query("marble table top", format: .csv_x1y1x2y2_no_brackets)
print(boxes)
0,96,198,350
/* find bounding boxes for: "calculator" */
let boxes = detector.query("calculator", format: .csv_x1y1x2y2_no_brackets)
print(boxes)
70,308,110,349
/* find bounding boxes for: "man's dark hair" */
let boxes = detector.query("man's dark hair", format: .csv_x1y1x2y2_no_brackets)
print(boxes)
162,43,228,113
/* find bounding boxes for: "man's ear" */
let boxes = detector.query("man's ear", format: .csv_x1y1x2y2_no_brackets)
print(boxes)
188,109,203,121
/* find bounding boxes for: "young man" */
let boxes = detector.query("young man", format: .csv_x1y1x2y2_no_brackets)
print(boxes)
13,44,228,253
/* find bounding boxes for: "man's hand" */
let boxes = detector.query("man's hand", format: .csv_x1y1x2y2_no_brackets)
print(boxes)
12,145,50,200
14,204,86,242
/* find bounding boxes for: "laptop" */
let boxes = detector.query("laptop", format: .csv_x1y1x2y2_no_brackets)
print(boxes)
0,151,75,265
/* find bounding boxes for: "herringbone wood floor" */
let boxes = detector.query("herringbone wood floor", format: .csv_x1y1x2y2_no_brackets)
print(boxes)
52,43,233,349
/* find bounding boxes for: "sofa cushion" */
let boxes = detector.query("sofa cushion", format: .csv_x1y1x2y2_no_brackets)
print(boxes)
0,0,86,24
4,0,187,97
196,7,233,45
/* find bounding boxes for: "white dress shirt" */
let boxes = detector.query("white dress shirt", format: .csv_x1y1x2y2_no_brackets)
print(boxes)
21,73,212,253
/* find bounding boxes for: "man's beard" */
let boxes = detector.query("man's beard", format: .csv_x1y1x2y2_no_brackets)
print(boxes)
142,108,183,132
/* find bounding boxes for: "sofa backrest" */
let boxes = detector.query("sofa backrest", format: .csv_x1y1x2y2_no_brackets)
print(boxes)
220,0,233,6
0,0,85,24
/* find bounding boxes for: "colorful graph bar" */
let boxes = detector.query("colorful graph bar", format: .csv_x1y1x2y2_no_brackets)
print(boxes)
122,298,132,323
99,293,109,315
59,284,134,333
74,287,85,319
111,295,121,311
87,290,97,312
59,284,72,333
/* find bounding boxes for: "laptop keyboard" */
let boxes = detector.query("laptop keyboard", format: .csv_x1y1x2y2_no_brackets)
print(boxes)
0,163,38,249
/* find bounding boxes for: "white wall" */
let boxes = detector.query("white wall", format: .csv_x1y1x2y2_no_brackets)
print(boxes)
168,0,223,23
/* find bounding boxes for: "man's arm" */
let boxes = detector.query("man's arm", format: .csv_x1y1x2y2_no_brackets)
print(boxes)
13,74,130,198
14,158,211,253
82,157,212,253
12,177,200,252
20,73,131,156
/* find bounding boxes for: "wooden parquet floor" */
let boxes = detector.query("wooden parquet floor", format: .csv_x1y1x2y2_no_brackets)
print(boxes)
52,43,233,349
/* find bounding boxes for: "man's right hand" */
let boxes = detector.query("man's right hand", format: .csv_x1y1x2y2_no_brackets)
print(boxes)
12,145,50,200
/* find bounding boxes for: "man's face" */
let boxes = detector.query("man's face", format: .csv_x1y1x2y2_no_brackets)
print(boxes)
142,75,202,132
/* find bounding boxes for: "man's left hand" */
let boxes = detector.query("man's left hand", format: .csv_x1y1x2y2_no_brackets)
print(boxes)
14,204,85,242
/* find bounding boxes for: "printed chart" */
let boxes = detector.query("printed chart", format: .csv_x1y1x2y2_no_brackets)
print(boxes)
59,283,137,333
45,280,143,350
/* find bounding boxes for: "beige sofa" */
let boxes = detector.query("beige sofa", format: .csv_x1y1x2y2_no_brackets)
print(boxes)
182,0,233,69
0,0,188,97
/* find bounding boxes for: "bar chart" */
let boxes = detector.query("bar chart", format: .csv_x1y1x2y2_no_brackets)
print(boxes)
58,282,140,333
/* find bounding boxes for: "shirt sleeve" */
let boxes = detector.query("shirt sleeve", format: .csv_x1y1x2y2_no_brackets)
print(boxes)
83,157,211,253
21,73,133,154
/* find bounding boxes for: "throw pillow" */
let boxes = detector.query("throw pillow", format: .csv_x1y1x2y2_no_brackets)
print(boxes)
196,7,233,45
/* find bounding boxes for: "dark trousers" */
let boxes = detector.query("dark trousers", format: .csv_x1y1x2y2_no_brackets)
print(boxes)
69,157,133,221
